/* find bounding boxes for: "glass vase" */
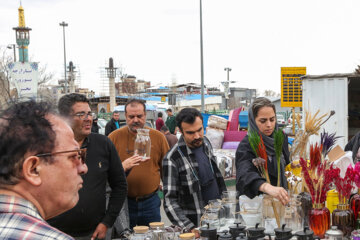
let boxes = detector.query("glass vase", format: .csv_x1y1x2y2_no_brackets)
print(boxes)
284,194,303,233
134,128,151,159
298,191,312,227
262,194,284,234
332,204,354,238
309,203,330,239
351,189,360,221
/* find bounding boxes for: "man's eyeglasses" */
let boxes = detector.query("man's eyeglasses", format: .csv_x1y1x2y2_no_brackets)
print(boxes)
36,148,87,164
72,111,94,120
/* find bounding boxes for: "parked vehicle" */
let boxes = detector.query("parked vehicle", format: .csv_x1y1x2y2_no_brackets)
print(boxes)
97,118,108,135
276,114,286,127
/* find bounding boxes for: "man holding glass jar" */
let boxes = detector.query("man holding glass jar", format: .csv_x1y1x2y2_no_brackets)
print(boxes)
108,99,169,229
162,108,227,231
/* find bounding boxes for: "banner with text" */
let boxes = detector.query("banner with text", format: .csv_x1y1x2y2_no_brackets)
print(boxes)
8,62,39,99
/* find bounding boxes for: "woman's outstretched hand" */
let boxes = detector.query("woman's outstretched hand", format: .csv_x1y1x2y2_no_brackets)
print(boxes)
259,182,290,205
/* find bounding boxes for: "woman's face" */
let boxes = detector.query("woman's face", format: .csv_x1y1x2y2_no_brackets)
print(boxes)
255,106,276,136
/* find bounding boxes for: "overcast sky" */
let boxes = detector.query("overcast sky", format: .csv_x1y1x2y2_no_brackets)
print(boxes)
1,0,360,95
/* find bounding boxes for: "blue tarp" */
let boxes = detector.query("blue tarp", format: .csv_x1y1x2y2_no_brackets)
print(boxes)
114,104,157,111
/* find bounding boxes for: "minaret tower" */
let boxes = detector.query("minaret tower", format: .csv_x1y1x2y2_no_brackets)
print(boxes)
13,2,32,62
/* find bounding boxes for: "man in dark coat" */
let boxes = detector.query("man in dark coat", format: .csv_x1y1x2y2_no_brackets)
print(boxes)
105,111,121,136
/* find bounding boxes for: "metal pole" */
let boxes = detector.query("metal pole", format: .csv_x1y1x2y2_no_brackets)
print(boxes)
60,21,68,94
12,44,16,62
7,44,16,62
200,0,205,113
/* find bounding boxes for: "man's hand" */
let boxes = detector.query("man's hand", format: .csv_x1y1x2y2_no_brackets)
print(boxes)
91,223,107,240
259,183,290,205
122,155,143,171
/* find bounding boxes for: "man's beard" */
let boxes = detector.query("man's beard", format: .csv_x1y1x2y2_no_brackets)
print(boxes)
191,138,203,146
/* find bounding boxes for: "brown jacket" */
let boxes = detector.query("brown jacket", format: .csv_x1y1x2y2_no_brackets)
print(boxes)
164,132,178,149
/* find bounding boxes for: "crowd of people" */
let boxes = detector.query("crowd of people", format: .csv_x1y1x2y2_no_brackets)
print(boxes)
1,95,357,239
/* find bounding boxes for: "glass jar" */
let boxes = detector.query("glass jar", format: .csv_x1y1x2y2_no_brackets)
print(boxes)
149,222,175,240
179,233,195,240
262,194,284,234
131,226,151,240
200,208,220,230
284,194,303,233
332,204,354,238
208,199,226,227
298,192,312,227
239,195,263,227
222,191,239,226
309,203,330,239
134,128,151,159
351,189,360,221
324,225,343,240
326,189,339,214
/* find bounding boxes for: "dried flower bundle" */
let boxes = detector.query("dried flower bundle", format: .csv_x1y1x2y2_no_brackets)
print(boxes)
320,130,341,156
290,109,335,160
333,165,356,204
249,131,270,182
300,143,339,204
285,171,302,195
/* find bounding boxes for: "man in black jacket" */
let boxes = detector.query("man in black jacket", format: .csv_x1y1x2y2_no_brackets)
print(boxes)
105,111,120,136
48,94,127,240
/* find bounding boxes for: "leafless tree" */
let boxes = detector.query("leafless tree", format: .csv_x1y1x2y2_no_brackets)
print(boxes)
0,47,55,110
263,89,280,97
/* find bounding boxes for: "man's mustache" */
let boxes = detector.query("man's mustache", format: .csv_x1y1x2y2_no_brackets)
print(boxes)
131,122,142,127
191,138,203,145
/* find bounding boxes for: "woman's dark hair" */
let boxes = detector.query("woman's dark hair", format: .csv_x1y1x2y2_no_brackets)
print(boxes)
0,101,57,185
252,97,276,118
176,108,203,131
58,93,89,117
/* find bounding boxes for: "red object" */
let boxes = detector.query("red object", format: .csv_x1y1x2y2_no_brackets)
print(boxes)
223,130,247,142
258,135,268,170
228,107,242,131
350,191,360,221
156,118,164,131
309,205,330,238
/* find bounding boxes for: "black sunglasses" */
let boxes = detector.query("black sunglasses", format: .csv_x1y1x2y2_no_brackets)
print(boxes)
36,148,87,164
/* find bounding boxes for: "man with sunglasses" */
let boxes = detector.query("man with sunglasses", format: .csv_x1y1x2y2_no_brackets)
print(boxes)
48,93,127,240
0,101,88,239
108,99,169,228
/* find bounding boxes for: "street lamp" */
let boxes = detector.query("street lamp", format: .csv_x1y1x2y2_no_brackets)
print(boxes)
59,21,68,94
7,44,16,62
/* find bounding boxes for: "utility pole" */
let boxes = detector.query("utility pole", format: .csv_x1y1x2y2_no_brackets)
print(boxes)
59,21,68,94
223,67,232,109
200,0,205,113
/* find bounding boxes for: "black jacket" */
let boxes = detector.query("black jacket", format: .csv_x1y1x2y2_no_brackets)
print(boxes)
345,131,360,162
105,118,120,136
48,133,127,237
235,134,290,199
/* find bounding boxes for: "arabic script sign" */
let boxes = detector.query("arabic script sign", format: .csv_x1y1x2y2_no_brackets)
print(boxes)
8,62,39,99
